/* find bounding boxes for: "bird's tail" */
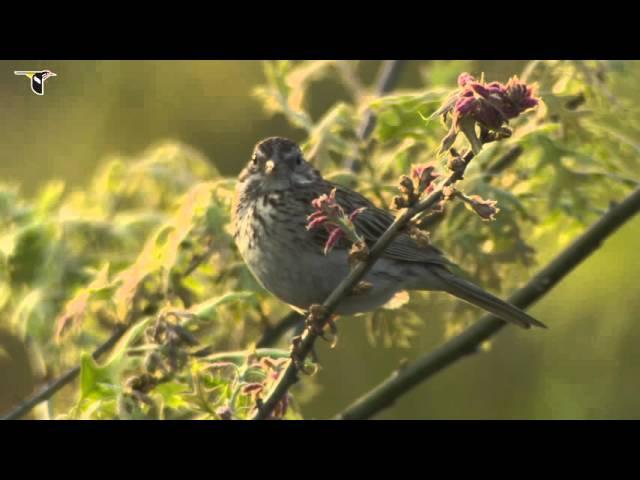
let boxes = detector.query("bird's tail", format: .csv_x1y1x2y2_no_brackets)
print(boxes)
432,268,547,329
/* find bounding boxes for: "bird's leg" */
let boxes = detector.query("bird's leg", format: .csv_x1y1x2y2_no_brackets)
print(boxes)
323,315,339,349
305,304,339,348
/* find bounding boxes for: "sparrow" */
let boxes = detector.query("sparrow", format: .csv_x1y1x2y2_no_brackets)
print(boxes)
232,136,546,329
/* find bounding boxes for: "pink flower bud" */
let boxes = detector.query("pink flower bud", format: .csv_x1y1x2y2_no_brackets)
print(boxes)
504,76,539,117
311,195,328,210
307,210,326,220
440,72,539,135
454,96,477,116
458,72,475,88
306,215,329,231
411,164,431,180
324,227,344,255
348,207,366,222
486,81,506,96
468,82,492,99
411,164,439,193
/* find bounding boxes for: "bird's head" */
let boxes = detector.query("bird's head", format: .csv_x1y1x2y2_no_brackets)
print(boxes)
40,70,57,80
239,137,320,191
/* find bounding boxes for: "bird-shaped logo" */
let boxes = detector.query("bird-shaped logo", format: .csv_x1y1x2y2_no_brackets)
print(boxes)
14,70,57,96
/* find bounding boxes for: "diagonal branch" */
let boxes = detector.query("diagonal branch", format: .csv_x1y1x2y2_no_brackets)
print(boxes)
256,311,304,348
334,186,640,420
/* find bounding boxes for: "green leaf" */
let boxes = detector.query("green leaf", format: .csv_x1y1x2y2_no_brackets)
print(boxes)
369,90,448,142
154,382,190,410
78,317,152,404
36,181,65,214
79,353,113,400
7,222,54,285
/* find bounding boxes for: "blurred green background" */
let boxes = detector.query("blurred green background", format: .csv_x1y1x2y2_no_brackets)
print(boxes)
1,60,639,419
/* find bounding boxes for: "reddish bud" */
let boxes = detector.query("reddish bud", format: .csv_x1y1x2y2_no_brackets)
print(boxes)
215,406,233,420
241,382,264,394
259,357,278,370
467,195,500,220
458,72,475,88
438,72,539,141
306,215,329,231
411,164,439,193
486,81,506,95
348,207,366,222
468,82,492,99
454,96,477,116
324,227,344,255
399,175,414,195
447,155,467,174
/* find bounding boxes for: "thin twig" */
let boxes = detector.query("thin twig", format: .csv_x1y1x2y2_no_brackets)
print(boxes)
486,145,524,177
250,152,475,420
345,60,406,172
1,325,127,420
357,61,406,142
334,186,640,419
182,240,217,278
419,145,525,230
256,311,305,348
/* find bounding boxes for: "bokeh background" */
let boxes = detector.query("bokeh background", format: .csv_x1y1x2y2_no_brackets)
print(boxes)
1,60,639,419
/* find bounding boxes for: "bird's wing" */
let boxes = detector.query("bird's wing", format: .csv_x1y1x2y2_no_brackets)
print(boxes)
305,182,453,267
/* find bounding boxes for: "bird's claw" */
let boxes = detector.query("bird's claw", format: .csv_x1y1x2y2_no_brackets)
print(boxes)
306,305,339,349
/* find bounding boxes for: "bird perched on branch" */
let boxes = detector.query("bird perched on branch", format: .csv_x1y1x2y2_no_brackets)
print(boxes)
232,136,546,329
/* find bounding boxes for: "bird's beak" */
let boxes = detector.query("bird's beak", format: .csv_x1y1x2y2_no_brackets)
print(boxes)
265,159,276,175
49,72,57,77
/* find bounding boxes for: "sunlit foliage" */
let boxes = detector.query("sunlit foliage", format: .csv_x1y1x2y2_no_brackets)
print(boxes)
1,61,638,419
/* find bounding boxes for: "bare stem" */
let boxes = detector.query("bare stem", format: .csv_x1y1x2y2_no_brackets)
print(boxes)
334,186,640,419
256,311,304,348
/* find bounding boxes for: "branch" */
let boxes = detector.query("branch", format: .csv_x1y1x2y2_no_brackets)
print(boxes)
1,325,127,420
256,311,304,348
250,152,475,420
334,186,640,419
420,145,524,230
182,240,217,278
358,61,406,141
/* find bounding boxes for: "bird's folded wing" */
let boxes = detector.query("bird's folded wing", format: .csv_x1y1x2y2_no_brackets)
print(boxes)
309,184,453,267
